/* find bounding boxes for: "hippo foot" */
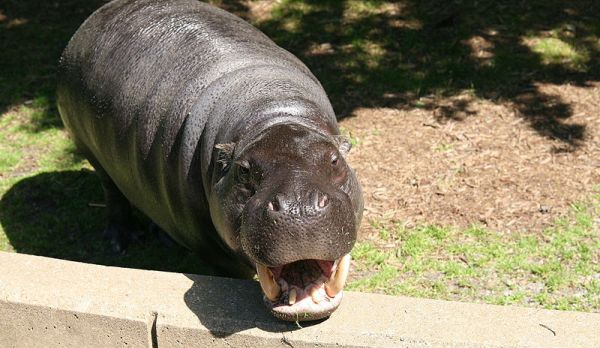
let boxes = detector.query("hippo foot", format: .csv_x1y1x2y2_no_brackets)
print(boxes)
149,222,176,248
103,224,130,254
257,254,351,321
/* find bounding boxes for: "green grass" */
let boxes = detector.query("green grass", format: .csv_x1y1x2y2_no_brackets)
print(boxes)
348,193,600,312
0,99,78,173
530,37,588,68
524,27,592,72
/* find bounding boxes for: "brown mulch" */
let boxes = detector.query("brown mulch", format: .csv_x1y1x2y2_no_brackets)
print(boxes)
341,82,600,237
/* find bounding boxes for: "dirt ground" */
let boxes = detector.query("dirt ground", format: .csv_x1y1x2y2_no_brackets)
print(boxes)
341,82,600,237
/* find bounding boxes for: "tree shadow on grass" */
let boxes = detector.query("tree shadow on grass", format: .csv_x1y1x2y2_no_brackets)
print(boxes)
2,0,597,144
0,0,106,130
224,0,599,147
0,170,215,275
1,0,596,272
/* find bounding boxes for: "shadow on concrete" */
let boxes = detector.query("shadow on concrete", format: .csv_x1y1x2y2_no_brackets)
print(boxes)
0,170,215,275
182,274,327,336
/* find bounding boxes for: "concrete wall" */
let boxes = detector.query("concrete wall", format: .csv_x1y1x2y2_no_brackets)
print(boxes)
0,252,598,347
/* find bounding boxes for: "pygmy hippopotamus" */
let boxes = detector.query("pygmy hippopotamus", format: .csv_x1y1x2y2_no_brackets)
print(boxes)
57,0,363,321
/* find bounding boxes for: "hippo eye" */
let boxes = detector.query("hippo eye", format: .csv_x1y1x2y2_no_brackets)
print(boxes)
236,161,251,182
331,154,339,166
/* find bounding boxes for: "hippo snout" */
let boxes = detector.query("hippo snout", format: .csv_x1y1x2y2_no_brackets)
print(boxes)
242,185,356,268
241,183,358,321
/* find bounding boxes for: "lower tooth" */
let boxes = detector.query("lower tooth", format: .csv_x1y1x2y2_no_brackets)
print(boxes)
325,254,351,298
310,287,323,304
289,288,297,305
256,264,281,301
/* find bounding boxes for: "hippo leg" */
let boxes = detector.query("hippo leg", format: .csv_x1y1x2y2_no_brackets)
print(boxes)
101,177,132,254
87,156,133,254
149,222,176,248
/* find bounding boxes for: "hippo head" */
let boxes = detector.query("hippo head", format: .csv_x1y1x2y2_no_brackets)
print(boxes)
209,122,363,321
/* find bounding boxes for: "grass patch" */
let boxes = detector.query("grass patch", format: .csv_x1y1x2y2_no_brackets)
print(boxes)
348,193,600,312
525,35,590,71
0,102,82,176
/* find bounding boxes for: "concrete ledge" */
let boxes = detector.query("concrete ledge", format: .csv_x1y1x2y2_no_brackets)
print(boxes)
0,252,598,347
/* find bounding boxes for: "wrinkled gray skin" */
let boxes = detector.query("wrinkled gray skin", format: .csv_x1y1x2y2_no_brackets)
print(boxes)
57,0,363,280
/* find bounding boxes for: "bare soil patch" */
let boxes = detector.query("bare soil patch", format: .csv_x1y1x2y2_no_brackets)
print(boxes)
341,82,600,237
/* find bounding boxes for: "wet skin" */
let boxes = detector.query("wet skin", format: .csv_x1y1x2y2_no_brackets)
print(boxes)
57,0,363,320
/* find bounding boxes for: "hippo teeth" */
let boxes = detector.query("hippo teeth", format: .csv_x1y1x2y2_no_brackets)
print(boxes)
325,254,351,298
258,256,349,308
288,288,297,305
256,264,281,301
310,286,324,304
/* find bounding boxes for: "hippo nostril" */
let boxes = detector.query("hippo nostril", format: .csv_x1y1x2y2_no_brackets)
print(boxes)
268,200,280,212
318,194,329,209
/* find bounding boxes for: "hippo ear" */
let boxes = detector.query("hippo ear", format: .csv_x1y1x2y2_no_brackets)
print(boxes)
214,143,236,170
333,135,352,157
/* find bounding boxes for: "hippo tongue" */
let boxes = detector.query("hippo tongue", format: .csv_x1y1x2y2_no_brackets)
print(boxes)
272,259,331,286
256,254,351,321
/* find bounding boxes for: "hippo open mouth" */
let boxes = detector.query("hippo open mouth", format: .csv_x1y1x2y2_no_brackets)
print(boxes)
256,254,351,321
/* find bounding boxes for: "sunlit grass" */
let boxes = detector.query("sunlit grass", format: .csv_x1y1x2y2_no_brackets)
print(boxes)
524,30,591,71
349,192,600,312
0,100,83,178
